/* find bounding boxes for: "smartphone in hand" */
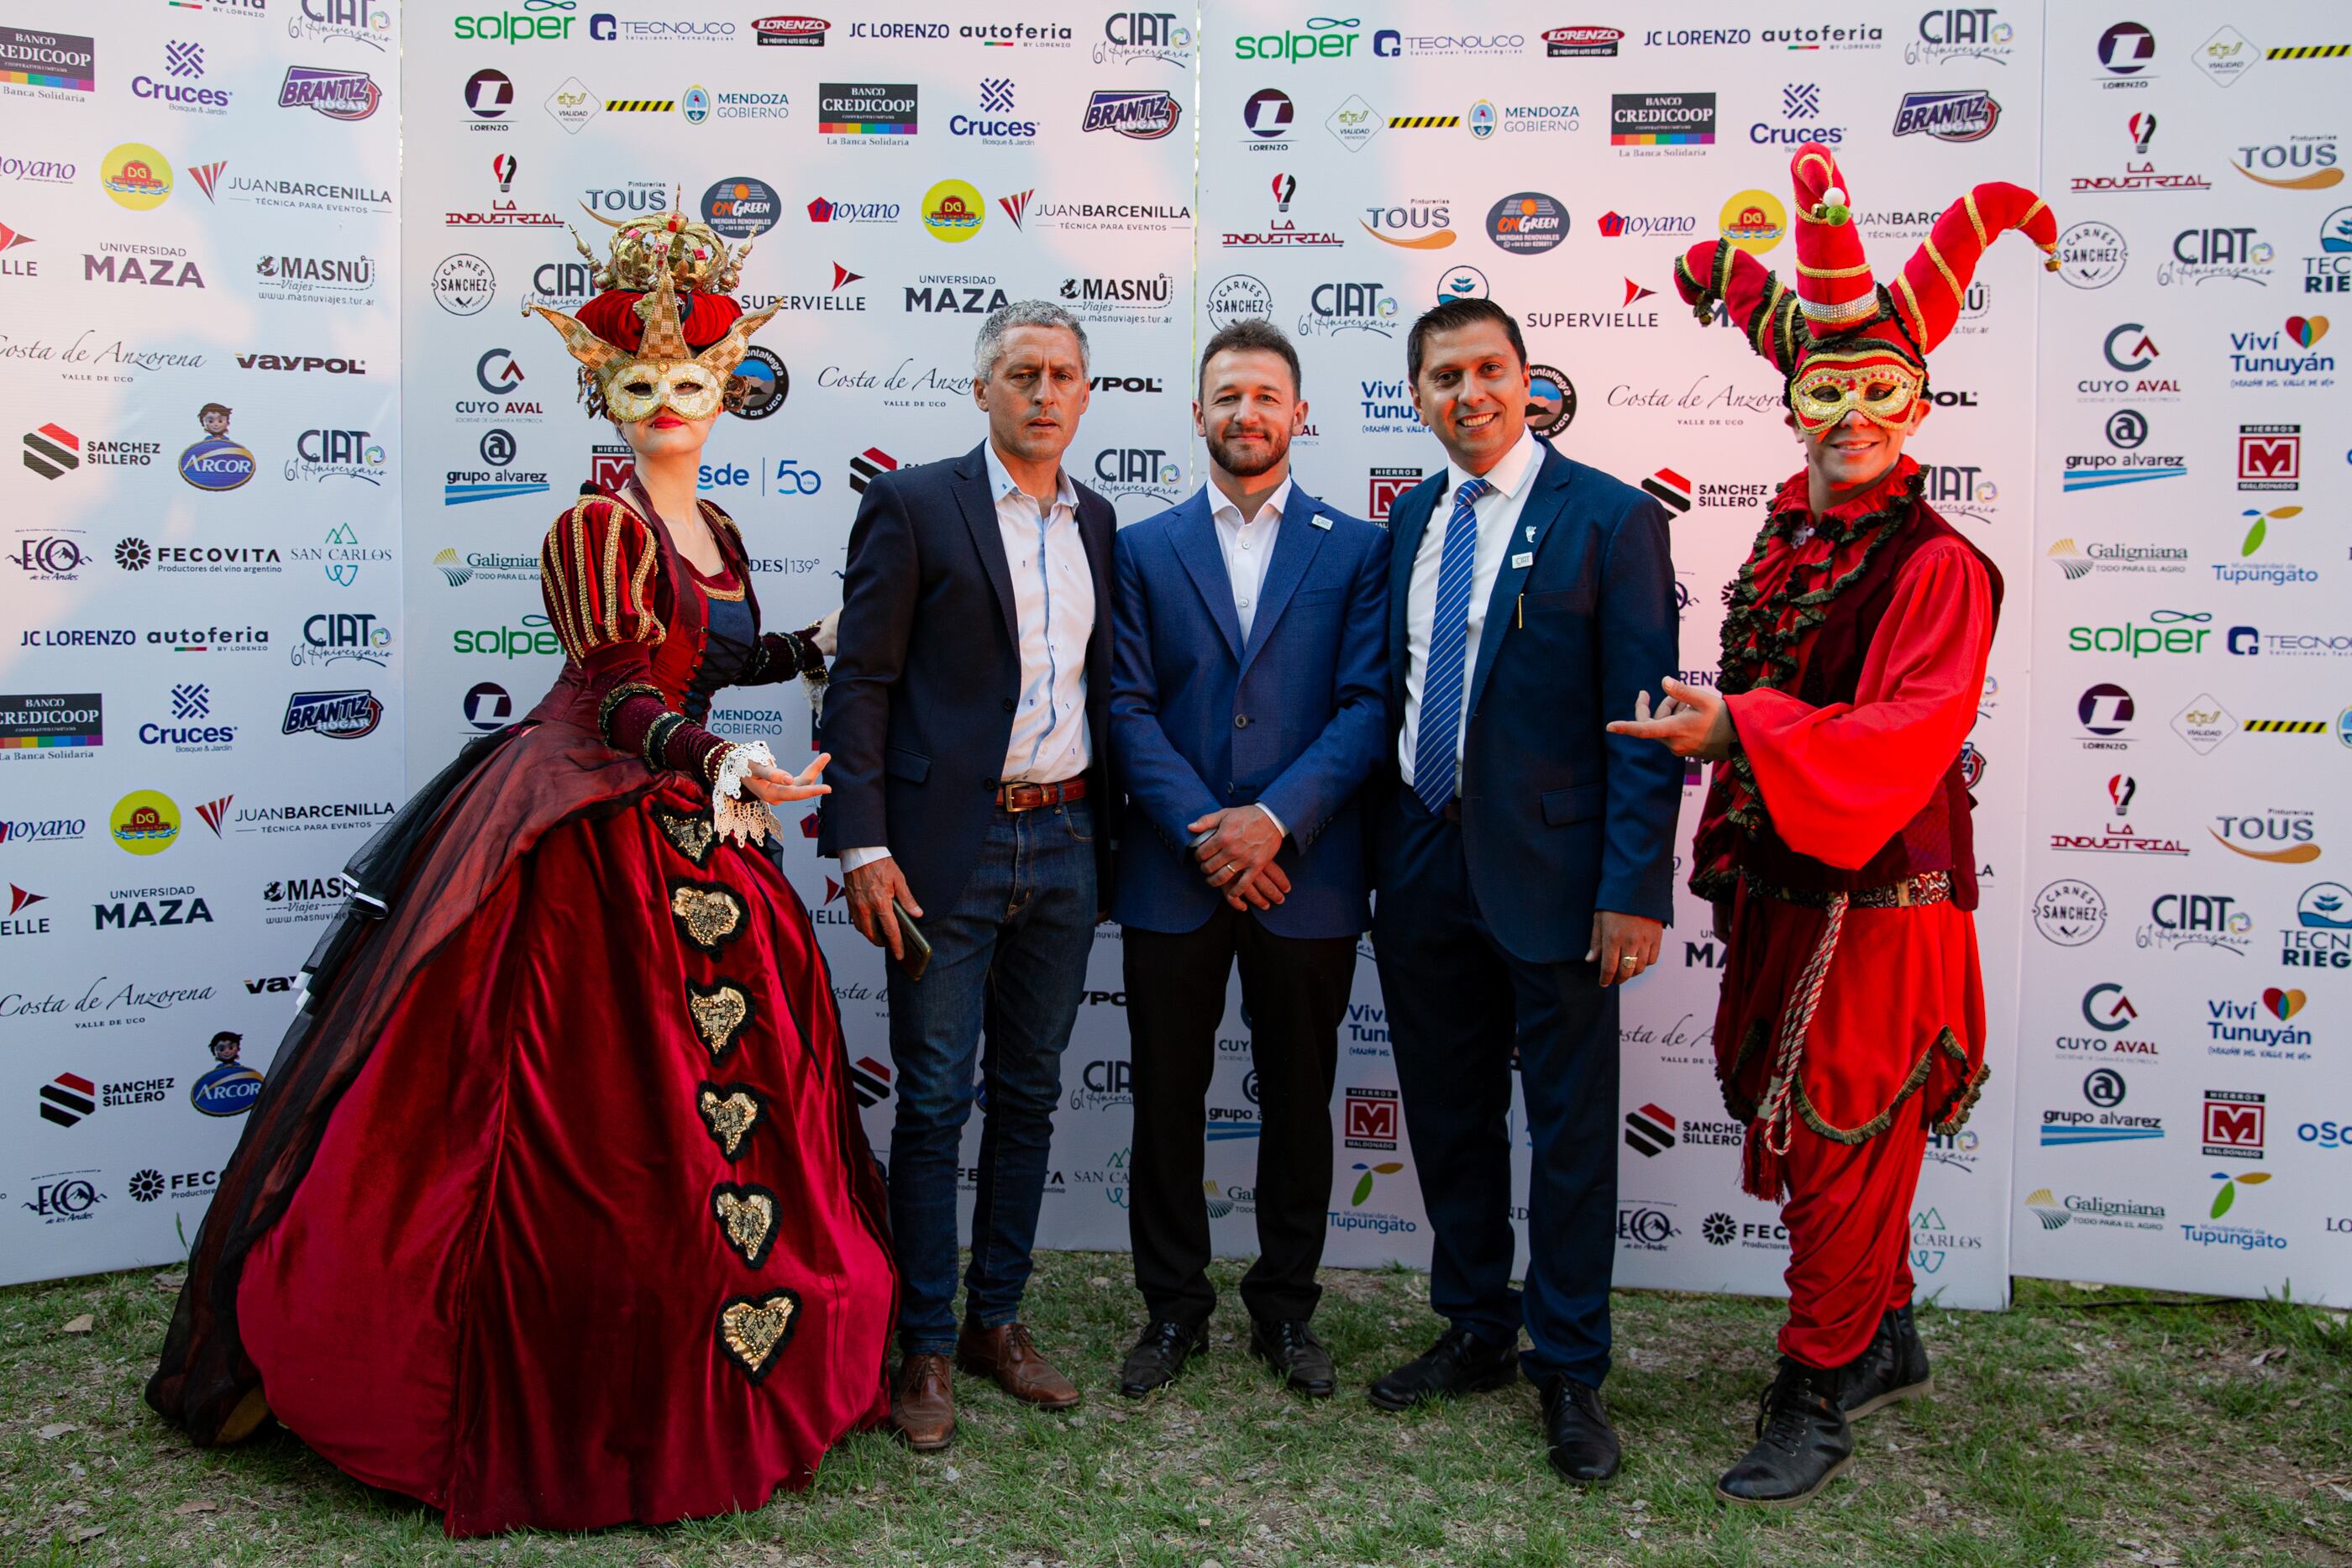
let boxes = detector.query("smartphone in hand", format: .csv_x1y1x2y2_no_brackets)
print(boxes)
893,899,932,983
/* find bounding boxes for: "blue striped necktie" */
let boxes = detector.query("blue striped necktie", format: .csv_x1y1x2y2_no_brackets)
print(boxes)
1413,475,1490,815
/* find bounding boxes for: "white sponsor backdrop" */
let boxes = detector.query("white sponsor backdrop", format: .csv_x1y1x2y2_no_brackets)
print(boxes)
5,3,2342,1310
0,7,402,1287
2010,2,2351,1303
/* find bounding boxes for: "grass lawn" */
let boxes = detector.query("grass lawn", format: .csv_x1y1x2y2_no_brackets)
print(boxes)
3,1251,2348,1565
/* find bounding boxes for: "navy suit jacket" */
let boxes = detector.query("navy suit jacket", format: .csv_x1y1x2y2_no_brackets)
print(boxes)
819,441,1117,915
1110,483,1390,938
1377,441,1682,963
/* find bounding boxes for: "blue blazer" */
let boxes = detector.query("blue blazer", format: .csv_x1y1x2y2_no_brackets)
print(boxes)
819,442,1117,916
1377,442,1682,963
1110,483,1390,938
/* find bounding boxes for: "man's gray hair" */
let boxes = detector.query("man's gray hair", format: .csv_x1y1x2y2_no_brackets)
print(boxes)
973,300,1090,383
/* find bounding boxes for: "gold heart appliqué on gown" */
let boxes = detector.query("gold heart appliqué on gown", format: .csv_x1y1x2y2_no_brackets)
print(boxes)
656,806,719,868
669,883,747,951
687,980,752,1061
717,1289,801,1382
696,1083,764,1159
711,1182,780,1268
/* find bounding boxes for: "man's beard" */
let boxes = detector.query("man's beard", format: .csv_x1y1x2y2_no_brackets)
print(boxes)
1206,422,1289,479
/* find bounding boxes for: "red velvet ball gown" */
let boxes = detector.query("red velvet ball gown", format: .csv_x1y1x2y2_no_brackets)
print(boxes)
149,483,895,1536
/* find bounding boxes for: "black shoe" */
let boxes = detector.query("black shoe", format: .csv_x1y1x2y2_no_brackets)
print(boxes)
1248,1318,1336,1398
1118,1320,1208,1398
1538,1377,1623,1485
1715,1356,1856,1508
1367,1324,1519,1411
1839,1303,1933,1419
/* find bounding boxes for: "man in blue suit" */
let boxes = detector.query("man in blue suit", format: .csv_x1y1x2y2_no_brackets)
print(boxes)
1366,297,1680,1484
1108,320,1390,1400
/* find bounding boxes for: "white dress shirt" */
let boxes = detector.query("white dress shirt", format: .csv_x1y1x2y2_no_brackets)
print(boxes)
1396,427,1543,793
840,442,1095,873
1207,475,1289,643
1202,475,1290,839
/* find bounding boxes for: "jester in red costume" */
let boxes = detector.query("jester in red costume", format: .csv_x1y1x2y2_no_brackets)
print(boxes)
1610,142,2054,1507
150,197,895,1535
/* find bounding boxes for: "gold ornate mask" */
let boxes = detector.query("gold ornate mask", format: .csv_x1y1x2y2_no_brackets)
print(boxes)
1788,348,1924,433
605,359,724,423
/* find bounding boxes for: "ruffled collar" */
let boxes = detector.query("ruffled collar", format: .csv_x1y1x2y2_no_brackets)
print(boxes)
1766,455,1919,534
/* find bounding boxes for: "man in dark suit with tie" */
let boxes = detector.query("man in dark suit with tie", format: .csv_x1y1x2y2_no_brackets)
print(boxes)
822,301,1116,1450
1366,296,1680,1484
1105,320,1390,1401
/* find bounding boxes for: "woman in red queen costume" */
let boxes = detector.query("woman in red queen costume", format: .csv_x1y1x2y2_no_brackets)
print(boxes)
1611,144,2054,1507
149,197,895,1536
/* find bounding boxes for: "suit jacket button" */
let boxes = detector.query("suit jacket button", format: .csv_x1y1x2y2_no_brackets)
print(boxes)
1002,698,1016,711
1234,715,1250,729
984,778,999,790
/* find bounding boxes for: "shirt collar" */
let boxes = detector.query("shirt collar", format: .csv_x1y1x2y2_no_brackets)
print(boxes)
984,440,1076,515
1206,475,1292,529
1447,426,1541,506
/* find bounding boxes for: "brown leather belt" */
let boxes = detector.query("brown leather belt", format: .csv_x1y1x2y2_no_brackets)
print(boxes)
996,777,1086,813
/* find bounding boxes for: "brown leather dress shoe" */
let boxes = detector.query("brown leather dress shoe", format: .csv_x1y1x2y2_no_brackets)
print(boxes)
892,1352,956,1450
955,1322,1082,1408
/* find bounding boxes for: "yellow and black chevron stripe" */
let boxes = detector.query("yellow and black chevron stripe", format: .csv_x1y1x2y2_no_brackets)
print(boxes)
2244,719,2326,734
2266,44,2349,59
606,98,677,113
1388,114,1462,128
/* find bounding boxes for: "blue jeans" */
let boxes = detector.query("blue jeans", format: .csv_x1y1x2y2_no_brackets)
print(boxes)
885,796,1096,1354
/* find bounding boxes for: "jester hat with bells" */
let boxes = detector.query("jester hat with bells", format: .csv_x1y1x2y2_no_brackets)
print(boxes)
524,196,780,423
1672,143,2056,435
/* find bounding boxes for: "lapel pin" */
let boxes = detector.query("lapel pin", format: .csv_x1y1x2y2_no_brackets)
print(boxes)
1524,524,1536,543
1310,516,1331,531
1510,551,1534,569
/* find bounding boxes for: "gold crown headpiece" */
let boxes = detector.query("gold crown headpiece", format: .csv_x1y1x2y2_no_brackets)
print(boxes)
572,190,748,294
521,191,779,417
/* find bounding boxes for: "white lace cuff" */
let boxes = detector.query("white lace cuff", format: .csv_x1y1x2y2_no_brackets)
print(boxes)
711,741,786,847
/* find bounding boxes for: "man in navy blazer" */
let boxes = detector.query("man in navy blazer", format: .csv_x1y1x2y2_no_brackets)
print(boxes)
1108,320,1390,1401
1365,297,1681,1485
821,302,1116,1449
